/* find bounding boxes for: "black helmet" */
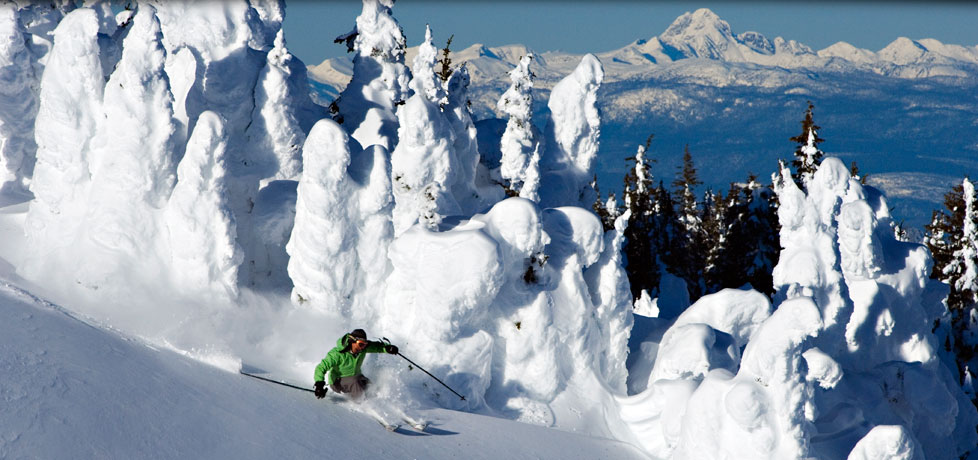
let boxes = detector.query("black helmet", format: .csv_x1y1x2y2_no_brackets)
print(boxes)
343,328,368,347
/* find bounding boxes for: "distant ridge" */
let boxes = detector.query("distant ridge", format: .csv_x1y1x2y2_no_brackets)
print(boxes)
310,7,978,87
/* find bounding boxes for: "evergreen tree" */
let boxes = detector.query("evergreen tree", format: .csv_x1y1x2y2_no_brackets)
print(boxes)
410,25,447,107
707,182,755,293
670,145,706,299
701,188,728,291
743,174,780,296
79,5,177,289
620,137,664,300
165,111,242,299
697,174,780,297
947,178,978,308
538,53,603,208
925,178,978,386
849,160,868,185
437,34,454,82
24,8,104,280
497,54,536,196
331,0,410,151
443,63,503,213
927,182,967,299
653,180,679,278
789,101,825,189
286,119,360,313
246,29,305,185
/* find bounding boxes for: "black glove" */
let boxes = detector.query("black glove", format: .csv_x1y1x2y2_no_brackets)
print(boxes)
384,344,399,355
314,381,327,399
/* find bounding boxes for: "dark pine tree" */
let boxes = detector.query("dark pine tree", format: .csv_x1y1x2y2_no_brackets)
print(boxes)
701,188,730,292
742,174,780,297
670,145,706,300
924,179,978,392
437,34,454,82
789,101,825,189
621,137,661,300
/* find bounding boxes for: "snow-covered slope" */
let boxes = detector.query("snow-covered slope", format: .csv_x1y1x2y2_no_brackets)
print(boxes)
309,7,978,229
0,273,645,459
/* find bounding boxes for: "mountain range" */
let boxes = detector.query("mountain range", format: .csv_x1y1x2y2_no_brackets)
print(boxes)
308,8,978,231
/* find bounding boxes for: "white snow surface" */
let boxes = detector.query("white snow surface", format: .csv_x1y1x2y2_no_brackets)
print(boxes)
3,2,977,459
0,273,645,460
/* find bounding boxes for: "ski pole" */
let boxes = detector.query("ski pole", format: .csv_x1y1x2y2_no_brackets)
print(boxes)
381,337,465,401
396,352,466,401
240,370,314,393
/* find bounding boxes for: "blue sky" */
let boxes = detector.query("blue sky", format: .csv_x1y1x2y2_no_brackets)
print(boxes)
282,1,978,65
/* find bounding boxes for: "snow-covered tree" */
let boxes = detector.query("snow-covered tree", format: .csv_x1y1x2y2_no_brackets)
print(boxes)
949,178,978,307
444,63,503,213
772,158,852,355
22,8,103,279
78,4,177,285
628,156,976,459
246,29,305,184
0,6,38,195
584,209,634,392
390,96,460,234
789,101,825,189
332,0,410,151
410,25,446,107
164,111,243,299
928,178,978,393
152,1,267,156
153,0,278,288
391,42,465,235
538,54,603,208
497,54,537,196
621,138,664,300
286,119,360,313
926,179,978,313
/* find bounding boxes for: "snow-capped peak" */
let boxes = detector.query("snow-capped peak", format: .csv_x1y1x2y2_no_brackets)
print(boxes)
659,8,744,61
818,41,877,63
661,8,732,41
878,37,929,65
737,30,775,55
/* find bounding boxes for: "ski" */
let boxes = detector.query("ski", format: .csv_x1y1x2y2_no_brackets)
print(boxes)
404,420,428,432
377,419,401,432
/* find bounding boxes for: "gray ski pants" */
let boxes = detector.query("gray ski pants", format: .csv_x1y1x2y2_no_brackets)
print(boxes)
330,374,370,400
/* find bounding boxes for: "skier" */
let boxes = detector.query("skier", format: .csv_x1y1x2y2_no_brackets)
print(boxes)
313,329,398,400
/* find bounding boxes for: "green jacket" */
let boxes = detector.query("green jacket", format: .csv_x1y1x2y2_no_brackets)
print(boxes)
314,335,386,385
